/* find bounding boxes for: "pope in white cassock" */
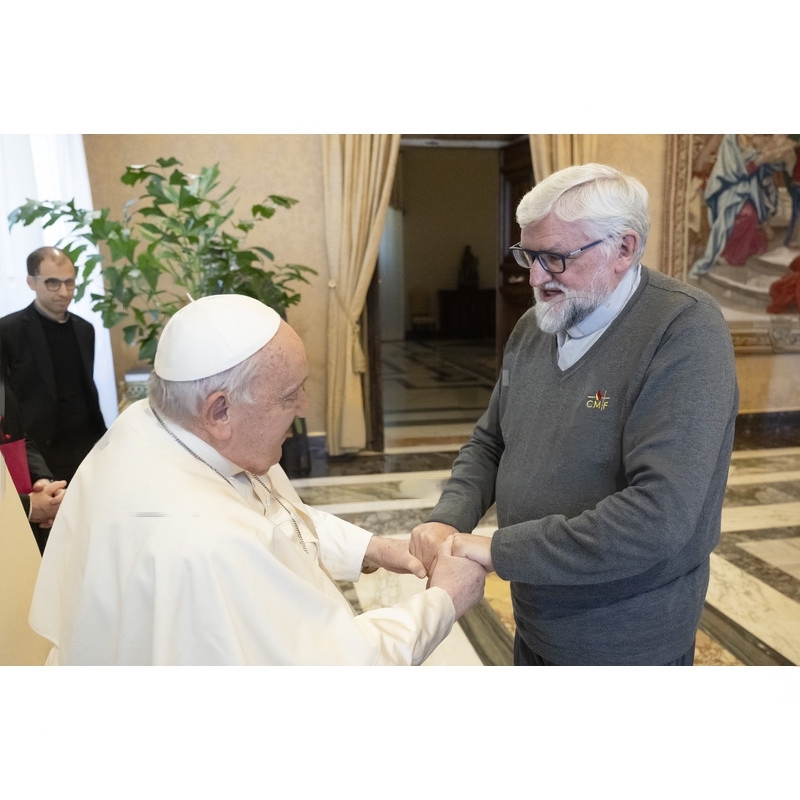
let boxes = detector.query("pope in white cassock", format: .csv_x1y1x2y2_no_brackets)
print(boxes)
28,294,487,665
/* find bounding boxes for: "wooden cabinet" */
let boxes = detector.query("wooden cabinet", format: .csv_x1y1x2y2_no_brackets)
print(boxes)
438,288,496,339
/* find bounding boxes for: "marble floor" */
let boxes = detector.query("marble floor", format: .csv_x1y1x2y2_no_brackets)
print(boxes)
292,339,800,666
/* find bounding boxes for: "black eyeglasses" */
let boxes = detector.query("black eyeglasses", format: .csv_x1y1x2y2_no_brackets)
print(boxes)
35,277,76,292
509,239,605,275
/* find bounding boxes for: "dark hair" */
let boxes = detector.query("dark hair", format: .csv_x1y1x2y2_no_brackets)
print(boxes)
26,246,71,276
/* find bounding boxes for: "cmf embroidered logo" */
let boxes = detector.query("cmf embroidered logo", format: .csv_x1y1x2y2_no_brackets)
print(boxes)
587,390,610,410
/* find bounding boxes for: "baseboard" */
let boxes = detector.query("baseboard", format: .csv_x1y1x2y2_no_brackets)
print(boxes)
734,410,800,448
736,409,800,429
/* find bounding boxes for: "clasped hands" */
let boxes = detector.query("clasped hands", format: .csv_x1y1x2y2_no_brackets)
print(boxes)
409,521,494,575
28,477,67,528
361,522,493,620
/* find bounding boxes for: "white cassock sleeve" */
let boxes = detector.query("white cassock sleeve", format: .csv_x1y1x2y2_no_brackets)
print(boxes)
266,465,458,664
29,408,456,666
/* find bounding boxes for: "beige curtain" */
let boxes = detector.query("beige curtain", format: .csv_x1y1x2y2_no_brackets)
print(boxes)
322,134,400,455
529,134,598,181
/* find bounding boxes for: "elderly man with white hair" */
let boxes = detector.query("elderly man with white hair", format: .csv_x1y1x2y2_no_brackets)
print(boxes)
29,295,487,665
411,163,740,666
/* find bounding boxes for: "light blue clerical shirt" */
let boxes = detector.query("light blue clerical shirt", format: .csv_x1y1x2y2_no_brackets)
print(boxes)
556,264,642,371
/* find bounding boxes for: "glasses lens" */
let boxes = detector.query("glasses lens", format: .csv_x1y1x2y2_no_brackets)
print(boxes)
537,253,565,274
511,248,532,269
43,278,76,291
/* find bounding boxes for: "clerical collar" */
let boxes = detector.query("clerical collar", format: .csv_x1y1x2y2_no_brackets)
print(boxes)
559,263,641,343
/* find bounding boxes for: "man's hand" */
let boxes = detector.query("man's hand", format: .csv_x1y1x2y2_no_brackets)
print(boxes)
452,533,494,572
28,478,67,527
410,521,459,574
362,536,427,579
427,535,487,620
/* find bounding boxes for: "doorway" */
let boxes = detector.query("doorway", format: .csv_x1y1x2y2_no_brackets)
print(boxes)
366,135,532,452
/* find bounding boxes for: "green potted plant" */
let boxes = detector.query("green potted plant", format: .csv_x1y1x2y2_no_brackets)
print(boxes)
8,156,317,476
8,156,316,364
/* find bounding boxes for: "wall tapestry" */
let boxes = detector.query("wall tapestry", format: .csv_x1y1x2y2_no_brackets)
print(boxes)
662,134,800,353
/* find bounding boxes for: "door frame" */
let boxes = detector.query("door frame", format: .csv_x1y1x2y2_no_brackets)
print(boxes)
364,135,530,452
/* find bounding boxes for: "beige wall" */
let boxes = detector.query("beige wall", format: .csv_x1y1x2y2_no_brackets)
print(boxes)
82,134,330,434
83,134,798,438
401,146,499,330
593,134,667,270
736,353,800,414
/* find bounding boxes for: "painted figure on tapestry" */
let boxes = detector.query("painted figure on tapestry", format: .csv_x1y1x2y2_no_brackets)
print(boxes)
690,134,798,278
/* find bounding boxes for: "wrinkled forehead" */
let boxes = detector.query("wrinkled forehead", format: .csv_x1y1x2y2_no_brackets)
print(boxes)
521,214,590,247
262,324,308,377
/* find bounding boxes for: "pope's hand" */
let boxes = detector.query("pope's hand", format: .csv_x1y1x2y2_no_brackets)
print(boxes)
427,535,487,619
362,535,427,579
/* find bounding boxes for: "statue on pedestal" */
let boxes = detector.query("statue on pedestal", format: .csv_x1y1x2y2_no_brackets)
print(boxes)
458,245,479,290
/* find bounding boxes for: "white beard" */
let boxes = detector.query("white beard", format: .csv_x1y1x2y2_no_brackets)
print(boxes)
533,269,615,334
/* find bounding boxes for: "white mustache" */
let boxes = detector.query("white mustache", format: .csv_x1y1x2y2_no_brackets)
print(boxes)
534,284,599,303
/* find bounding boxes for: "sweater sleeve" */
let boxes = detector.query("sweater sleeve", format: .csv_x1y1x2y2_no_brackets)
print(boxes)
424,381,504,532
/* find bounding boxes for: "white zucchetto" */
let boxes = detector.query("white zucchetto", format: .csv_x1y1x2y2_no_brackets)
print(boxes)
153,294,282,381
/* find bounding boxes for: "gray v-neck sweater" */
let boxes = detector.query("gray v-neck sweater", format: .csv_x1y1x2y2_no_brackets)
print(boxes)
427,267,740,664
